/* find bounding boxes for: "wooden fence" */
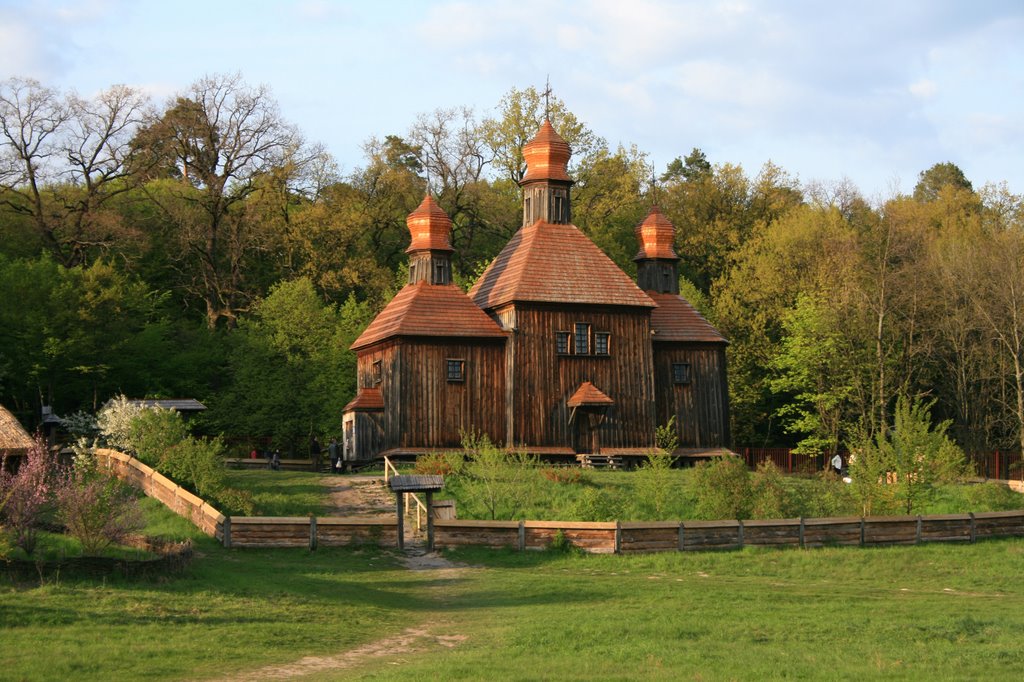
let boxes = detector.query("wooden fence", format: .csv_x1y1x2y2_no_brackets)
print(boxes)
95,448,225,540
434,511,1024,554
95,448,399,550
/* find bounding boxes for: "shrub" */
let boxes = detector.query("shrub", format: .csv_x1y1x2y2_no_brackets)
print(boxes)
570,487,623,522
131,408,188,467
541,467,584,485
160,436,225,500
96,395,145,453
691,456,751,520
750,462,794,519
634,451,677,519
0,437,58,556
212,486,256,516
460,431,539,520
415,452,464,477
54,469,144,556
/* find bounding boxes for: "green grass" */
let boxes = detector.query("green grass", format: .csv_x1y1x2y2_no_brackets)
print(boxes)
4,536,1024,680
223,469,332,515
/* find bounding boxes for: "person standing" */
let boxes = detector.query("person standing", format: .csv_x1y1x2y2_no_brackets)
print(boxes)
310,435,322,473
328,437,340,474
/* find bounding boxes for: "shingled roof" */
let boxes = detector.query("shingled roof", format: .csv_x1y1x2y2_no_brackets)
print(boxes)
343,387,384,412
521,120,572,184
567,381,614,407
405,194,454,253
470,221,655,310
648,292,727,344
0,404,34,452
634,205,679,261
351,282,506,351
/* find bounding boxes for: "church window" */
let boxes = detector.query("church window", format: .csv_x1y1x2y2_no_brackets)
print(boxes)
555,331,570,355
595,332,611,356
371,360,382,385
447,359,465,382
574,323,591,355
672,363,691,385
434,260,448,285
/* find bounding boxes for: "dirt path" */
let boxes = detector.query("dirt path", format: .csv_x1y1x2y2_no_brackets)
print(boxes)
214,475,471,680
321,475,394,517
213,624,468,681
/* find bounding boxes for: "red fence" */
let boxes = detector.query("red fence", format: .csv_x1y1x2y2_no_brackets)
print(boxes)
966,451,1024,481
740,447,822,474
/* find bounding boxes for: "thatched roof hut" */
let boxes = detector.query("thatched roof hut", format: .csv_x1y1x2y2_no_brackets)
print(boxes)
0,404,35,453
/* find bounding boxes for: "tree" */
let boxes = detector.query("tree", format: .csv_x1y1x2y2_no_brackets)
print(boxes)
850,396,967,515
208,278,373,451
913,162,973,203
134,73,303,328
0,436,57,555
479,86,601,185
0,78,150,266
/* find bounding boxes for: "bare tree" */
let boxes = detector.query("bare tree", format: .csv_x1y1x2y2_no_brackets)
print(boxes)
137,73,302,328
0,78,150,265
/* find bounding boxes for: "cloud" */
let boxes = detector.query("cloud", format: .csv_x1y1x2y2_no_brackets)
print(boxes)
909,79,938,98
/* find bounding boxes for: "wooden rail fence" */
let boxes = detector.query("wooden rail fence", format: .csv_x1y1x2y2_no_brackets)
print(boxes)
434,511,1024,554
97,448,1024,555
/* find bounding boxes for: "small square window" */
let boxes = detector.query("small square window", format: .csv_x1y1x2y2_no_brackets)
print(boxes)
672,363,691,385
447,359,465,382
594,332,610,355
574,323,590,355
555,331,570,355
371,360,382,385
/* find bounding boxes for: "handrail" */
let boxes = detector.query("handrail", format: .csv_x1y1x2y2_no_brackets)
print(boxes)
406,492,428,531
383,456,399,483
383,456,428,531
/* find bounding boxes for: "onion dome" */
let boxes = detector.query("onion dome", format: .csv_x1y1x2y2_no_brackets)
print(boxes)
520,120,572,184
634,205,679,261
405,195,453,253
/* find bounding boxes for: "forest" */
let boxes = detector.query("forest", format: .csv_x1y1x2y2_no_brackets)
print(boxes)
1,73,1022,458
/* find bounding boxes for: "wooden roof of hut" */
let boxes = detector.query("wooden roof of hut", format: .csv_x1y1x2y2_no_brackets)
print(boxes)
0,404,35,452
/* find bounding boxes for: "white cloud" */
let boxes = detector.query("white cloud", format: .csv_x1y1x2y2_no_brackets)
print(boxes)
909,79,938,98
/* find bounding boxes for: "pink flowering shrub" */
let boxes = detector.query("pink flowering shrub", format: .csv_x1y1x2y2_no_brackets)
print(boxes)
0,436,57,556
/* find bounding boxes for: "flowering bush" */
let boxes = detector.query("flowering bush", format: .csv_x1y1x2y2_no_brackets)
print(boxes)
54,469,143,555
0,437,58,556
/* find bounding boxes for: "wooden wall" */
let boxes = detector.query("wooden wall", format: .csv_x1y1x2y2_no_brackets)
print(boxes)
504,303,656,451
652,343,730,448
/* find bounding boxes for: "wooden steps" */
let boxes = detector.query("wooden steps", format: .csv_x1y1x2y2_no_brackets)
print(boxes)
576,453,623,469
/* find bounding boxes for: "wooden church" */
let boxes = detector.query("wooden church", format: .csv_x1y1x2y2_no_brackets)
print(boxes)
342,120,730,462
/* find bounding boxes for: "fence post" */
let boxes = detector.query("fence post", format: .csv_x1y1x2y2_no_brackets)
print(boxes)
969,512,976,543
915,516,922,545
859,518,865,546
223,516,232,548
799,517,805,549
309,516,317,551
678,522,685,552
518,520,525,551
614,521,621,554
787,449,793,474
737,520,744,549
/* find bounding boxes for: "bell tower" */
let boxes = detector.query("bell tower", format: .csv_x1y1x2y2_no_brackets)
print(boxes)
520,120,573,226
634,205,680,294
405,194,454,285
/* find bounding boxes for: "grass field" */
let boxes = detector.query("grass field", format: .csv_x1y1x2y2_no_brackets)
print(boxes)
4,493,1024,680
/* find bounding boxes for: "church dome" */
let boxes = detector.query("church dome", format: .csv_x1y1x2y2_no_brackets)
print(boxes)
634,205,678,261
405,194,453,253
520,120,572,184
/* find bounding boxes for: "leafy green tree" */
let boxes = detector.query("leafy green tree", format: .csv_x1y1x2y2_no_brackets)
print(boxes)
913,162,973,202
769,293,863,457
691,456,751,520
209,278,372,451
458,431,539,520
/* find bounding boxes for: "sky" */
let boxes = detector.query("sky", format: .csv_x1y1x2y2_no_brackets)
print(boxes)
2,0,1022,201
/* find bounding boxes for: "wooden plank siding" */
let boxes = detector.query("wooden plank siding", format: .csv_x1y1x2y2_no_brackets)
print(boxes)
504,303,656,451
652,343,730,448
